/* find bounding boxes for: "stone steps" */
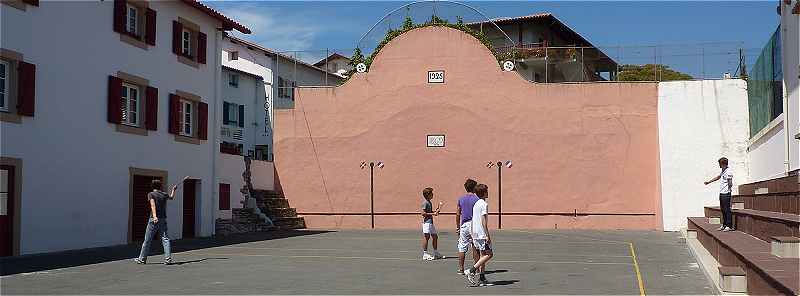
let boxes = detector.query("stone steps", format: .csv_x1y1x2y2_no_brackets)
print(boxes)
256,198,290,209
272,217,306,229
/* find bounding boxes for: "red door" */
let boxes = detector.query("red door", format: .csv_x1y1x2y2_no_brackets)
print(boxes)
1,166,15,257
182,179,196,238
131,175,161,242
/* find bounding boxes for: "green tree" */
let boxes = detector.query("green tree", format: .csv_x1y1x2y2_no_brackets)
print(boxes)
618,64,693,81
402,16,414,31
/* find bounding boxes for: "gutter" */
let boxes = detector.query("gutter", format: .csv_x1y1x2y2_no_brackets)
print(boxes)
210,28,222,235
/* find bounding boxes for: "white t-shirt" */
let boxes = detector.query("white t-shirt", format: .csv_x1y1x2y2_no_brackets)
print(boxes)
719,167,733,194
471,199,489,240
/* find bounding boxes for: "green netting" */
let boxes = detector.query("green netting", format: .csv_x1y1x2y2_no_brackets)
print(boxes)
747,27,783,137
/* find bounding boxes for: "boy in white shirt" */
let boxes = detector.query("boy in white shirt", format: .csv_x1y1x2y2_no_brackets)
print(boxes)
704,157,735,231
465,184,493,287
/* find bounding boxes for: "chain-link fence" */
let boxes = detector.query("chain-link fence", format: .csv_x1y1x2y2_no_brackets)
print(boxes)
747,27,783,137
272,41,751,89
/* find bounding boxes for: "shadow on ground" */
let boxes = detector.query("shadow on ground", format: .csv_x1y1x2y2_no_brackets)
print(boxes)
0,230,331,275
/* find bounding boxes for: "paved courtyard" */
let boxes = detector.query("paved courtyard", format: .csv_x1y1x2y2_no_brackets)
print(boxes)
1,229,715,294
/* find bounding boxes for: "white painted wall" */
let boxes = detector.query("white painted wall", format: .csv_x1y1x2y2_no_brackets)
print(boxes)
216,153,274,219
0,1,231,254
658,80,750,231
748,117,788,182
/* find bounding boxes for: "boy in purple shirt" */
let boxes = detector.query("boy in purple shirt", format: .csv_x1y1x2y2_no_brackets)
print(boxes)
455,178,480,276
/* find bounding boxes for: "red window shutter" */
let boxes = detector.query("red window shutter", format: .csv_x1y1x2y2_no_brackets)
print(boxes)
145,86,158,131
113,0,126,33
198,102,208,140
197,32,207,64
107,76,123,124
172,21,182,55
22,0,39,6
219,183,230,210
168,94,180,134
16,62,36,117
145,9,157,46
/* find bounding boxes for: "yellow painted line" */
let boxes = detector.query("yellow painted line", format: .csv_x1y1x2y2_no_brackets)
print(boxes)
629,242,646,296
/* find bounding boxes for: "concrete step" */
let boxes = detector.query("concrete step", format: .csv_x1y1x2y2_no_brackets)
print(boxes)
704,207,800,242
771,236,800,258
718,266,746,293
687,217,799,295
733,192,800,215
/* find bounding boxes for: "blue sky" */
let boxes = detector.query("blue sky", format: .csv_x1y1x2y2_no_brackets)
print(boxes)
206,1,781,78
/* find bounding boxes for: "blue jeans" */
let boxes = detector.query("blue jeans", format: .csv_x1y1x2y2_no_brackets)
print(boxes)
137,218,171,262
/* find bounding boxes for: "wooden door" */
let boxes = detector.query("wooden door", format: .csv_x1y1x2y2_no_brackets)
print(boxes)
182,179,196,238
131,175,161,242
0,165,15,257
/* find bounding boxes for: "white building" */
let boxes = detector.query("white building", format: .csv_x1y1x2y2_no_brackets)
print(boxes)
746,1,799,184
216,35,343,216
0,0,249,256
313,53,353,77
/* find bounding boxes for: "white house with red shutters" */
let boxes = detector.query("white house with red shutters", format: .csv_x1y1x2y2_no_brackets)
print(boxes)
0,0,251,256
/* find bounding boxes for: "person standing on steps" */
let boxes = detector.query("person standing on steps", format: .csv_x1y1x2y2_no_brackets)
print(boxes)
704,157,734,232
134,176,189,265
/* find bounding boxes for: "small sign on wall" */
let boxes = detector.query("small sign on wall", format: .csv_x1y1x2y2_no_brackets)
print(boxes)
428,70,444,83
427,134,445,148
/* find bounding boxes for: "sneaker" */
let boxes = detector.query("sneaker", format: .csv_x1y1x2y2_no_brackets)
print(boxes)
457,269,464,275
422,253,434,261
464,268,478,286
717,225,725,231
133,258,146,265
722,227,734,232
163,259,174,265
433,251,445,259
478,279,494,287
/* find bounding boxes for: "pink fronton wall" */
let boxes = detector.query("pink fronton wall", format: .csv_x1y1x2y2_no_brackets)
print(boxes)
275,26,662,230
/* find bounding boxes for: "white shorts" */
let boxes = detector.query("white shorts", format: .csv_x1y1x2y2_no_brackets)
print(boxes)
473,238,492,252
457,222,473,252
422,222,437,234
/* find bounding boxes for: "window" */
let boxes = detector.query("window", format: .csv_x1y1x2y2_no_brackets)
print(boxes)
0,60,8,112
255,145,269,161
181,100,193,136
229,74,239,88
331,62,338,71
229,51,239,61
126,4,138,35
121,83,140,126
182,29,192,56
278,76,294,99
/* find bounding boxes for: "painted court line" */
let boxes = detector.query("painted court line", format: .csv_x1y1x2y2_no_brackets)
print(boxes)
216,246,634,258
508,229,630,244
188,252,634,265
629,242,647,296
328,236,624,245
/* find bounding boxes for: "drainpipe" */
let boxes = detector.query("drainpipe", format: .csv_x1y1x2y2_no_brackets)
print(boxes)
781,19,791,176
210,29,222,236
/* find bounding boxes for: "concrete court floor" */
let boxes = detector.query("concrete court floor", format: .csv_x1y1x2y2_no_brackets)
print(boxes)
1,229,716,295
